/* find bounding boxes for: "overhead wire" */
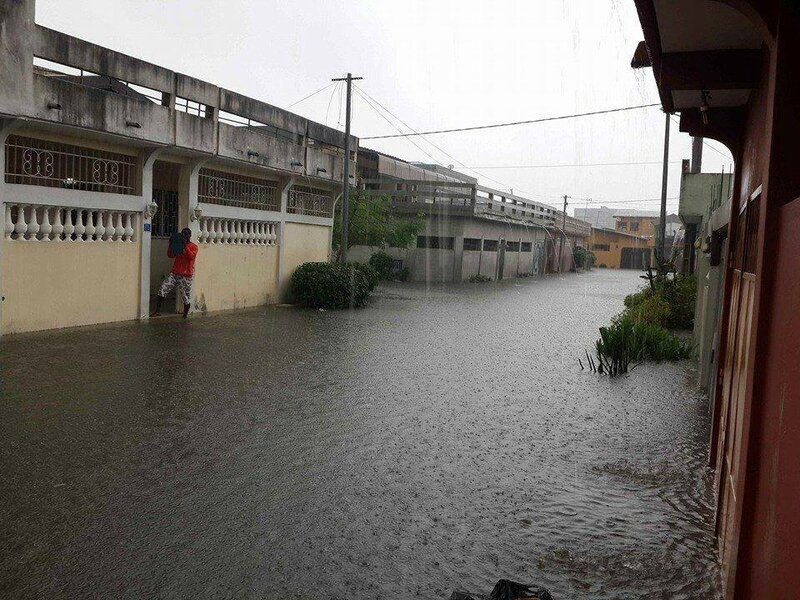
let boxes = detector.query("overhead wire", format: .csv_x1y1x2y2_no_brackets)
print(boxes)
361,103,661,139
465,160,683,169
287,82,337,108
354,85,552,200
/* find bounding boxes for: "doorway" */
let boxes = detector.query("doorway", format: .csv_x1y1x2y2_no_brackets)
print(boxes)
150,161,181,313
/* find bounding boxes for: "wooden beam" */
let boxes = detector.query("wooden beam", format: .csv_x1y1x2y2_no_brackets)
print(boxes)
659,49,763,91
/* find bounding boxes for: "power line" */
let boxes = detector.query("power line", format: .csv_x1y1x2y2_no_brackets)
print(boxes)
287,82,336,108
354,86,547,200
577,197,679,205
669,116,731,160
361,103,661,139
465,160,683,169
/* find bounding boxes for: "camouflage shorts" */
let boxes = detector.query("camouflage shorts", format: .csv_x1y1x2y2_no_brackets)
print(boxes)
159,273,192,306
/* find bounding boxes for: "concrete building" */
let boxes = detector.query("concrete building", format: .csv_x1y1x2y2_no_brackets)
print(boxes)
675,142,735,394
633,1,800,597
352,148,591,282
574,205,661,229
612,210,680,263
0,0,353,335
589,227,651,269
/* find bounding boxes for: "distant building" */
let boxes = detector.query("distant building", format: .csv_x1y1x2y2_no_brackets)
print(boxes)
353,148,592,282
589,227,651,270
574,206,664,230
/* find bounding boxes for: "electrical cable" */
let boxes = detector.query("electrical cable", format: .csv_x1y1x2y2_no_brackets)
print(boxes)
287,82,337,108
354,85,550,200
361,103,661,139
465,160,683,169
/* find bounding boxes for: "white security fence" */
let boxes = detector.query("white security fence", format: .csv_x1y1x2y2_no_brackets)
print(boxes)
4,203,140,242
197,217,279,246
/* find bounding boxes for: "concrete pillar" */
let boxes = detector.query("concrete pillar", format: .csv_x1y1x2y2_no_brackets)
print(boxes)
176,159,209,313
0,0,35,117
137,148,165,321
453,235,464,282
276,177,295,300
0,119,23,337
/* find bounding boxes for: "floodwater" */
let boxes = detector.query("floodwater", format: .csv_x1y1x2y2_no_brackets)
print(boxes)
0,270,720,599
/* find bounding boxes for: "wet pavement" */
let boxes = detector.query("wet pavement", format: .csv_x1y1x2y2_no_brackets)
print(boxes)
0,270,720,599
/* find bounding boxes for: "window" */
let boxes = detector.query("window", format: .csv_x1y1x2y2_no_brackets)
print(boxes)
417,235,454,249
506,241,520,252
511,209,517,215
175,96,208,118
483,239,499,251
593,243,611,251
487,203,493,210
198,168,279,210
4,135,136,195
521,242,532,252
151,190,179,237
630,222,639,231
500,205,506,212
396,183,403,191
619,222,627,231
463,238,481,251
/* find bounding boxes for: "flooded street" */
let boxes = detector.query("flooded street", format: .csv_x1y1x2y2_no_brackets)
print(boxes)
1,269,719,599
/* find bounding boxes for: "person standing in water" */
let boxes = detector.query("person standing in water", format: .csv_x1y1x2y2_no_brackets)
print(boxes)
152,227,198,319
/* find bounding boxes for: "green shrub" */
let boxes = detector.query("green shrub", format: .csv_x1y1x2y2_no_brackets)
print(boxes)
397,267,411,282
290,262,375,309
626,294,671,326
662,274,697,329
368,251,395,280
353,262,380,291
623,274,697,329
574,247,596,269
469,274,492,283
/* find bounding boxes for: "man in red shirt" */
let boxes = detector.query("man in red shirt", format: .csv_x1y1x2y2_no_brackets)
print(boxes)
152,228,198,319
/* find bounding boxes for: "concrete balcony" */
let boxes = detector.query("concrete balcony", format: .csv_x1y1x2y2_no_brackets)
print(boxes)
31,75,173,145
217,123,305,173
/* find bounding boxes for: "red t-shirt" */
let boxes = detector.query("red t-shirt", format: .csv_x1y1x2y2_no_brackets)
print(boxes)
169,242,198,277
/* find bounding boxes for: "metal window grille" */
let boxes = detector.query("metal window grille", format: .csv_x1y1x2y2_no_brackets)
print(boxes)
4,135,136,194
463,238,482,251
287,186,333,217
198,168,279,211
151,190,179,237
175,97,208,118
416,236,454,250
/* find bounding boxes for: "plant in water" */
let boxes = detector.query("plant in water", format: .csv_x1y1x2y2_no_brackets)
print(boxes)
468,274,492,283
582,315,693,377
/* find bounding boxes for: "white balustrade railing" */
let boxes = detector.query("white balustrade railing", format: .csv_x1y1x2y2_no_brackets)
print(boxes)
4,204,139,242
197,217,278,246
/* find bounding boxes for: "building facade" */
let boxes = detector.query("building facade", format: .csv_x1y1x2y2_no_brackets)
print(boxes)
589,227,651,269
676,149,735,393
0,0,354,335
352,148,591,282
633,1,800,597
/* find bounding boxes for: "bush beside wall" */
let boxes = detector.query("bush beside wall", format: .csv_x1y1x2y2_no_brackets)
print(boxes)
290,262,378,309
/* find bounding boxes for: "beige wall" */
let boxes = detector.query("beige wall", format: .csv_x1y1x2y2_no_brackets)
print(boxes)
280,223,331,291
1,239,141,334
192,243,279,313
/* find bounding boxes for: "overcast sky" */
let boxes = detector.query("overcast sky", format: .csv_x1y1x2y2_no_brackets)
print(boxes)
37,0,733,214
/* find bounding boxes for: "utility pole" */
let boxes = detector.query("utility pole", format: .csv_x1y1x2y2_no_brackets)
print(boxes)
558,194,568,274
332,73,362,262
658,111,670,265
